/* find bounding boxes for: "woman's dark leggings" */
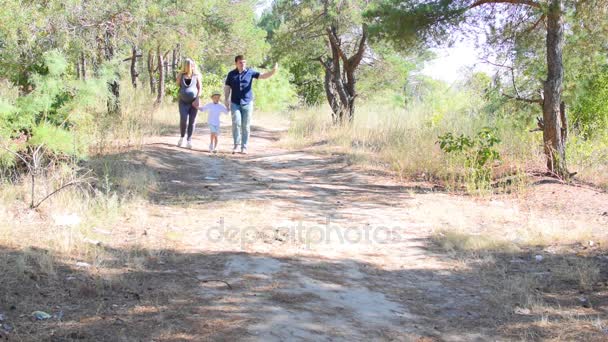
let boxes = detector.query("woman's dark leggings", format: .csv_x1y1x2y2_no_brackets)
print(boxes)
179,99,198,139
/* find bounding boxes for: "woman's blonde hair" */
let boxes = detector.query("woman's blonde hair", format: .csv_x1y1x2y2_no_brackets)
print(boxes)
180,58,198,77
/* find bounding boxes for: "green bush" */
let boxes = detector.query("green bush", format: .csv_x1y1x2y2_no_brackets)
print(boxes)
571,67,608,138
253,67,297,111
0,50,110,169
437,127,501,189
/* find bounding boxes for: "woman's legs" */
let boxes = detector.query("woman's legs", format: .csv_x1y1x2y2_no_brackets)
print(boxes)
186,101,198,141
178,101,189,138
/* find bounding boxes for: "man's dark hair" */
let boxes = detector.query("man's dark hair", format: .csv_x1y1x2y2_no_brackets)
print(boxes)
235,55,245,63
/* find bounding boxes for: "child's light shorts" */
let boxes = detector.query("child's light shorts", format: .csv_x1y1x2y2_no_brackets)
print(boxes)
209,124,220,134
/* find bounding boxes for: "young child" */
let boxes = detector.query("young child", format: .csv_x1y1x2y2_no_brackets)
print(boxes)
198,91,228,153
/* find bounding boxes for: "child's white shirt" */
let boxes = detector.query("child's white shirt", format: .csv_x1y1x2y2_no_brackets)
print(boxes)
199,103,228,126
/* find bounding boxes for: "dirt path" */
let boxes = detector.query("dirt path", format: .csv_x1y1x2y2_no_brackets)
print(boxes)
8,121,602,341
71,120,598,342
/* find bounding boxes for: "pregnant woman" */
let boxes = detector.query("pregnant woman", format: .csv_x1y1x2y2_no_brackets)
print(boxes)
176,58,202,149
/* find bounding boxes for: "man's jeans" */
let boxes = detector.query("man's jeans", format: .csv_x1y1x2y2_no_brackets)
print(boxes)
231,102,252,148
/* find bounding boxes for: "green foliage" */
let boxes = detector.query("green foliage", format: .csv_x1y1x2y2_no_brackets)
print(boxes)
364,0,464,50
571,67,608,138
437,128,501,188
282,59,325,106
200,72,226,100
357,44,429,107
0,51,109,168
28,124,84,157
263,0,374,110
253,68,298,112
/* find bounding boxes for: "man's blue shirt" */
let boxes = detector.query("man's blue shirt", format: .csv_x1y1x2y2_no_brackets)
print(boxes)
225,68,260,105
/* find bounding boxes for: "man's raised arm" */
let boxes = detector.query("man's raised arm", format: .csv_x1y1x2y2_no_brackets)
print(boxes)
258,63,278,80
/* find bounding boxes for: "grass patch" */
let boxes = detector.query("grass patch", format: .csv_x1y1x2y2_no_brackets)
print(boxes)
430,225,606,340
284,97,607,193
432,229,520,254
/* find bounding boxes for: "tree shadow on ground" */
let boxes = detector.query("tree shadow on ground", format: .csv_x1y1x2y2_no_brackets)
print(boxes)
90,124,433,220
1,239,607,341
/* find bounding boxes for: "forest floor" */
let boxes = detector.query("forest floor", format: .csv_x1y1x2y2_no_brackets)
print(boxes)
1,118,608,341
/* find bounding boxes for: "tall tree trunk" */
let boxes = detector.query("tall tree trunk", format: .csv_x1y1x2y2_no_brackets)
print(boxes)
80,52,87,81
156,46,165,104
163,50,170,86
103,26,120,114
344,68,356,122
543,0,568,177
76,59,81,80
320,58,340,124
147,49,156,94
172,47,177,79
130,46,139,89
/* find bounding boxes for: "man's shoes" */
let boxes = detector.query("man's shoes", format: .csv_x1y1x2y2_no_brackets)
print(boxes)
177,137,184,147
232,145,238,154
241,147,248,154
186,140,192,149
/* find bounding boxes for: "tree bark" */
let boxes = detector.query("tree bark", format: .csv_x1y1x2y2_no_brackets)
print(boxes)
320,58,340,124
323,24,367,124
147,49,156,94
80,52,87,81
172,46,177,79
542,0,568,177
102,25,120,114
130,46,139,89
76,59,81,80
163,50,170,86
156,46,165,105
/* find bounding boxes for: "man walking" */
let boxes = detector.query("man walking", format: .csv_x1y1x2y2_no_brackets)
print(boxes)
224,55,278,154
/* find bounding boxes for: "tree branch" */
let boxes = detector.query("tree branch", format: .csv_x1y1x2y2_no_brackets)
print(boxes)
469,0,542,9
122,54,142,62
326,27,348,64
347,24,368,68
33,176,92,209
502,93,542,104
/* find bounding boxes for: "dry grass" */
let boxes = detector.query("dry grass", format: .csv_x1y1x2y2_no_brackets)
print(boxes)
1,90,606,340
284,103,544,193
568,134,608,190
284,101,608,193
430,222,607,340
90,87,177,155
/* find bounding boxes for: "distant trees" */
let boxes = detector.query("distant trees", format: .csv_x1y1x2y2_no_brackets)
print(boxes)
263,0,370,123
365,0,608,178
0,0,269,167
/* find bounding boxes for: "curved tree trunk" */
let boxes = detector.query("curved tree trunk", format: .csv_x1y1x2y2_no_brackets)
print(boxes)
320,58,340,124
323,24,367,125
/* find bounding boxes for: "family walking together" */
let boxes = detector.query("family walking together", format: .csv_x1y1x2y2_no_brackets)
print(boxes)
175,55,278,154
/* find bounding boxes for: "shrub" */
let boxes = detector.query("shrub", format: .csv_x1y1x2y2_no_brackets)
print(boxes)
571,67,608,139
0,50,110,170
437,127,501,189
